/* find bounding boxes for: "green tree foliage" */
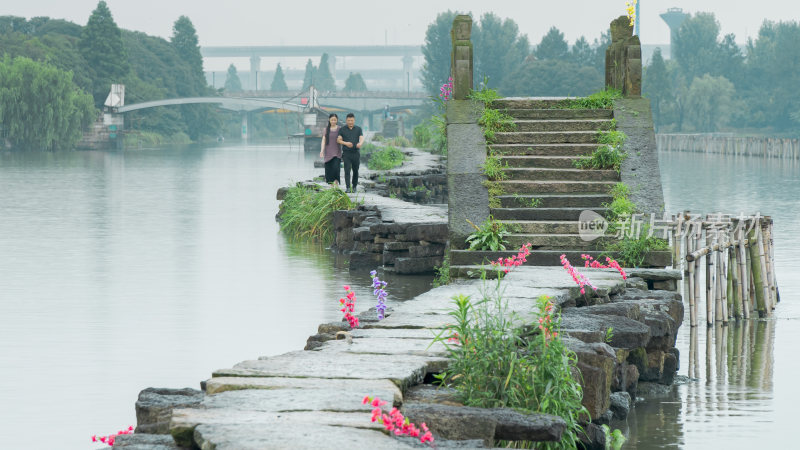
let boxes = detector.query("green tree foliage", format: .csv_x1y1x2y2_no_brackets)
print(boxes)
500,59,603,97
79,1,129,106
684,74,736,132
270,63,287,91
534,26,569,60
420,10,459,96
673,13,724,82
224,63,242,92
342,72,367,92
570,36,594,66
301,58,316,91
170,15,204,90
642,48,670,130
472,12,529,89
316,53,336,92
0,56,96,150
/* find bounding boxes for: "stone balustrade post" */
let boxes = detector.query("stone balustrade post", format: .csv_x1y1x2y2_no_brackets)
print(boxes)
605,16,642,98
450,15,473,100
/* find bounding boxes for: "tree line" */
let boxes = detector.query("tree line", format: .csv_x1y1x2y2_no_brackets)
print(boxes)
644,12,800,135
420,11,610,98
0,1,221,149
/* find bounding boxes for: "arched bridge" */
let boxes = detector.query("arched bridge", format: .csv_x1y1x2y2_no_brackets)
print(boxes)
117,97,305,114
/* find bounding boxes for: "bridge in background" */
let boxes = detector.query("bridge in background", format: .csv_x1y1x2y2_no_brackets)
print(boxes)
201,45,423,91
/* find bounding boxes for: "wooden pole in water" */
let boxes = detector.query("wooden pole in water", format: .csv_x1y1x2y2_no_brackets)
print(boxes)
763,217,778,306
726,247,733,320
748,227,767,317
695,229,702,325
688,235,697,327
756,223,772,315
731,246,743,319
706,226,714,325
715,237,724,322
738,226,750,319
767,219,780,303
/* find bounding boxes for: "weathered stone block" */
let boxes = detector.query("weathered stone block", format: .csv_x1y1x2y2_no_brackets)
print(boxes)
395,256,442,274
352,227,373,241
609,392,631,420
135,387,203,434
382,249,409,265
409,244,446,258
406,223,448,244
653,279,677,291
385,241,415,251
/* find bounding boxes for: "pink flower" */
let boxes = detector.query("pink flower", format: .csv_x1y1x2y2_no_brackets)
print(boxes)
343,285,350,290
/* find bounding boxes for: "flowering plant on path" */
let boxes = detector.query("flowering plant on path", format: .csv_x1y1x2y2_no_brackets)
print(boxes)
91,426,134,447
560,254,598,295
340,285,359,328
440,77,454,102
490,242,532,275
362,396,434,446
536,296,559,346
581,254,628,280
370,270,389,320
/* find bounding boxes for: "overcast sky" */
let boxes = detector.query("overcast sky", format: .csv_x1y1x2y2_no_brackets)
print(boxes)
6,0,800,71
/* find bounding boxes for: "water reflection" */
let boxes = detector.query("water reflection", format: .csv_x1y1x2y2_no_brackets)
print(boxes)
623,319,776,449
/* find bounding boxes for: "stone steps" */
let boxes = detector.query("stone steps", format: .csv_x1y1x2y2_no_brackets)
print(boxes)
496,194,612,208
450,249,673,268
493,98,573,109
499,180,617,194
494,131,598,145
490,144,601,157
504,168,619,182
489,144,600,157
498,220,581,234
500,156,582,169
505,233,611,249
503,109,613,120
492,207,608,221
513,119,614,132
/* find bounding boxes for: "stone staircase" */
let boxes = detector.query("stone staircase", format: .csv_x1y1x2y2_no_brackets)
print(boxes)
451,98,619,272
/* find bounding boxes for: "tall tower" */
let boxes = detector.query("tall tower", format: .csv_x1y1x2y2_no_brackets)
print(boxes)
660,7,690,58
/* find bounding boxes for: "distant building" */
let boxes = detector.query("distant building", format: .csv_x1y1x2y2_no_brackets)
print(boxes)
660,7,690,59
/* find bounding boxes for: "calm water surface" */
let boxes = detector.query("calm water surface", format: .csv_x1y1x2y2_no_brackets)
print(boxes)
0,143,432,449
622,151,800,449
1,144,798,449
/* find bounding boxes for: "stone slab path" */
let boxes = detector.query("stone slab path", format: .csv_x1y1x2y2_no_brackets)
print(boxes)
151,266,628,449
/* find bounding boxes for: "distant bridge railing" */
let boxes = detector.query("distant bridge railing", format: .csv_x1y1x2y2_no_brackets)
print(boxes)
657,133,800,160
224,91,429,99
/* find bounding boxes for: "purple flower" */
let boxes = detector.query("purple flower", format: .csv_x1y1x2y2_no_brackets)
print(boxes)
370,269,389,320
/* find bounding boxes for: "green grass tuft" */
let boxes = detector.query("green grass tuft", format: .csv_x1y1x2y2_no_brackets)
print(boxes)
278,184,355,243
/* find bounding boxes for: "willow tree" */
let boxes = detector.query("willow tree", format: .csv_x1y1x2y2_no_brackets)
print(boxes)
0,56,96,150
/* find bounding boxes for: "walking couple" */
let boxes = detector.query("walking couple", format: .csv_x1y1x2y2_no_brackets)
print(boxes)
319,112,363,193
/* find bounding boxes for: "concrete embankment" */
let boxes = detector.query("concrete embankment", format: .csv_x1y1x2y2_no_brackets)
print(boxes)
116,263,683,449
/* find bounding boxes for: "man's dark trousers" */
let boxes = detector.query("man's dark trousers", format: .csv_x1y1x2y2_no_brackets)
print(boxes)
342,149,360,191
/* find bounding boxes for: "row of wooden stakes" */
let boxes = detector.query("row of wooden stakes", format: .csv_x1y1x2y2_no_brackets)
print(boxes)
669,214,780,327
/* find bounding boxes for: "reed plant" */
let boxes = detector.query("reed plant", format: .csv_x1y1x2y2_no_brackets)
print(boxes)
278,184,355,243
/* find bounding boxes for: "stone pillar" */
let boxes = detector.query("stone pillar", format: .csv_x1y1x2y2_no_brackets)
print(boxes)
450,15,473,100
249,55,261,91
402,55,414,94
605,16,642,98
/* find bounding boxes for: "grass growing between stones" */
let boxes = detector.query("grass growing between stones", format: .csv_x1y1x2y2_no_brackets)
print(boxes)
433,254,451,287
483,154,509,181
278,184,356,243
389,135,412,147
553,88,622,109
575,123,628,171
433,278,589,449
601,183,670,267
367,145,406,170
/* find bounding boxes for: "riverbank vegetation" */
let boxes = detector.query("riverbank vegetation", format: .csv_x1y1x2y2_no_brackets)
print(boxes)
434,250,589,449
0,56,95,150
0,3,225,149
601,183,670,267
278,184,355,243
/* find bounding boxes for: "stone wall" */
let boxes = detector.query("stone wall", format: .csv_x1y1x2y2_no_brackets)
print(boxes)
446,100,489,249
332,204,448,274
615,98,666,215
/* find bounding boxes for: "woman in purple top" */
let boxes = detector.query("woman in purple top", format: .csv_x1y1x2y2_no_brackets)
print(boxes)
319,113,342,186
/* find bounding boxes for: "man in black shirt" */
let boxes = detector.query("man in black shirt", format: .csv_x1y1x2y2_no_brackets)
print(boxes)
337,112,364,192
